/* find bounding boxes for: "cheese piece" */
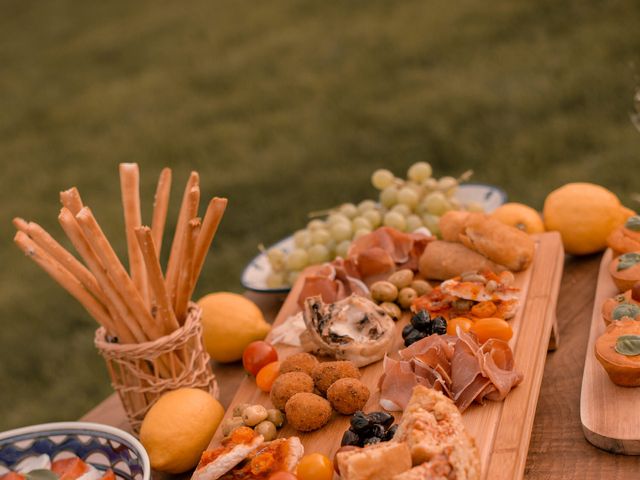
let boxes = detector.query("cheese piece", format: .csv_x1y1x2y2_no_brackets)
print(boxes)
336,442,412,480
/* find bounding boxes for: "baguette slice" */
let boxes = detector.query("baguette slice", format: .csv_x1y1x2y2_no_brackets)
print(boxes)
336,442,412,480
192,428,263,480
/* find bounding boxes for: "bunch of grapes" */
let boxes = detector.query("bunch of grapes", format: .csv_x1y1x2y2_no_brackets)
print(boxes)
264,162,483,288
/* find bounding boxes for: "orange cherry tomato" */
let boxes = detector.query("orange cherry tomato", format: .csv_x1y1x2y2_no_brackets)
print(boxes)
471,317,513,343
447,317,474,336
256,361,281,392
470,301,497,318
269,473,298,480
243,341,278,376
296,453,333,480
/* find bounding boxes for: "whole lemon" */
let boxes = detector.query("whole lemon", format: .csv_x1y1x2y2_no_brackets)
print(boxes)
197,292,270,363
491,202,545,234
139,388,224,473
543,183,632,255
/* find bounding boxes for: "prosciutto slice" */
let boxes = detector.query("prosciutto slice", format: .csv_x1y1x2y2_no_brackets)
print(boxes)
379,331,522,413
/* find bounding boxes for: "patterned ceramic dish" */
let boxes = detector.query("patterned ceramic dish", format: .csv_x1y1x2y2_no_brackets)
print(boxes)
0,422,150,480
241,183,508,293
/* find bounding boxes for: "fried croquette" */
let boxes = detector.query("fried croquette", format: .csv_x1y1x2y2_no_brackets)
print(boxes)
279,352,319,376
270,371,314,410
312,361,361,394
285,392,332,432
327,378,371,415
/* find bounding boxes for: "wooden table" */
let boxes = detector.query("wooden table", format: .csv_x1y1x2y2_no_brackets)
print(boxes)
82,255,640,478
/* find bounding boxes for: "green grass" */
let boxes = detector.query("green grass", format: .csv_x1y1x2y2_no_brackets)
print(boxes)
0,0,639,430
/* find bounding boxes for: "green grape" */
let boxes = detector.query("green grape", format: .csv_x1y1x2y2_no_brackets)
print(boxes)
466,201,485,212
267,248,286,272
336,240,351,259
293,229,311,248
285,248,309,270
339,203,358,219
379,186,398,208
326,239,337,255
287,270,300,286
308,244,331,264
383,211,407,231
424,191,452,216
330,221,353,242
406,214,423,232
311,228,331,245
437,176,458,196
391,204,411,217
422,178,438,192
363,209,382,228
327,212,350,226
307,219,325,231
354,228,372,239
449,197,461,210
352,216,372,231
407,162,433,182
397,186,419,209
266,271,286,289
371,169,395,190
421,213,441,236
357,199,377,214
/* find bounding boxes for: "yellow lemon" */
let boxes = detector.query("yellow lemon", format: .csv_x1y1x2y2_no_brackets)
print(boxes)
543,183,632,255
140,388,224,473
197,292,270,363
491,203,545,234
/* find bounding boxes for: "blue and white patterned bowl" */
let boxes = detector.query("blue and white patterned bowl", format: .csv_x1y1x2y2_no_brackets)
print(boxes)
0,422,150,480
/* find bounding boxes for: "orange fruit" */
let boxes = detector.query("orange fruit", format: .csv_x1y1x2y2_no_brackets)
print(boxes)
543,183,634,255
491,203,544,234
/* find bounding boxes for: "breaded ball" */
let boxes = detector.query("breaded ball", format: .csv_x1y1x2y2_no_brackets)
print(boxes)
285,392,332,432
327,378,371,415
312,361,361,394
279,352,319,376
270,371,314,410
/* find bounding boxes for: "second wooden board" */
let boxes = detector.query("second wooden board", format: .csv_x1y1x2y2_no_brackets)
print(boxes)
580,249,640,455
209,232,564,479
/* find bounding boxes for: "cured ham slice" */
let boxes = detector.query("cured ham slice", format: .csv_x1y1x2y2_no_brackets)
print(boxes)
380,331,522,413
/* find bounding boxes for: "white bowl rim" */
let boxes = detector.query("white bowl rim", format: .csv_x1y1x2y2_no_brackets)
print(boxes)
0,422,150,480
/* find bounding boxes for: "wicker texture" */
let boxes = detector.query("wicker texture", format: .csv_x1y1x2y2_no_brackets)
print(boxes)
95,303,217,433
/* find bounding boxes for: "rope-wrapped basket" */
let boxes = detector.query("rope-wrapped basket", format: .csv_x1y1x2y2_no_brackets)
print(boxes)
95,302,217,433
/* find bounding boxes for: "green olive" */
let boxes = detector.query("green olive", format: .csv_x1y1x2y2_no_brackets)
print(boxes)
370,281,398,303
398,287,418,309
410,279,433,296
387,269,414,289
379,302,402,321
266,409,285,428
221,416,245,436
232,403,251,417
242,404,268,426
254,421,277,441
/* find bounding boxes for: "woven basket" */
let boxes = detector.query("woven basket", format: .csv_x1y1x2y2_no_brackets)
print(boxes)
94,302,218,433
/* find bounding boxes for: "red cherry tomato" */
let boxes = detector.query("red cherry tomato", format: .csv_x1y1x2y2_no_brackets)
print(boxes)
471,317,513,343
256,361,281,392
269,473,298,480
296,453,333,480
243,341,278,376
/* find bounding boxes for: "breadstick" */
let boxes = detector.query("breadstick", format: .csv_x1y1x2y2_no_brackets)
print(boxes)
151,168,172,257
14,231,118,336
75,207,165,340
119,163,149,305
165,177,200,304
175,218,200,322
12,217,29,233
135,226,179,333
191,197,227,286
60,187,84,215
58,208,139,343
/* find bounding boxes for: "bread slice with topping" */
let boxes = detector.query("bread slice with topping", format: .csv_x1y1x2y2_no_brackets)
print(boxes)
192,427,263,480
335,442,412,480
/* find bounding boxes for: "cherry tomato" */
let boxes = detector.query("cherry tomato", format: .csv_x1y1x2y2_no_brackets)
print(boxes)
243,341,278,376
447,317,474,336
471,317,513,343
256,361,281,392
269,473,298,480
296,453,333,480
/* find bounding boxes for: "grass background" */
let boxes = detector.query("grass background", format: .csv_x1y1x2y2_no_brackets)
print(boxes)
0,0,639,430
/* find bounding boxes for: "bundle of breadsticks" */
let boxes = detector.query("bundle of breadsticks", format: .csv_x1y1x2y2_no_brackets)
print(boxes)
12,164,227,344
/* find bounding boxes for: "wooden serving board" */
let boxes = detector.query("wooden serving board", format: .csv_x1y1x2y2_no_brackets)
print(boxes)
580,249,640,455
209,232,564,479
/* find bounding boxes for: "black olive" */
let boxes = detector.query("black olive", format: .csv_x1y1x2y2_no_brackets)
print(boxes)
341,429,360,446
383,424,399,441
410,310,431,331
363,436,382,446
432,316,447,335
362,424,385,438
401,324,415,339
366,411,394,428
350,411,371,432
404,329,426,346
